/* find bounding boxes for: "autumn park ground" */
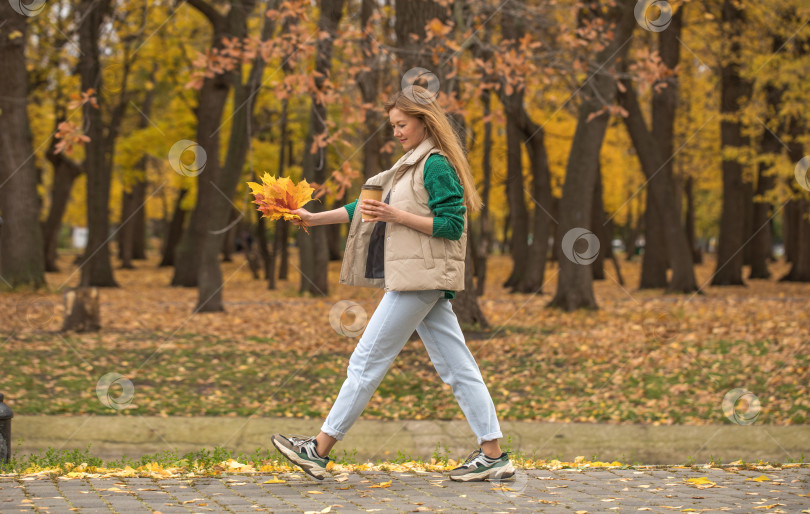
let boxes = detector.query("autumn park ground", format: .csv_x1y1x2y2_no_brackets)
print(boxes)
1,249,809,476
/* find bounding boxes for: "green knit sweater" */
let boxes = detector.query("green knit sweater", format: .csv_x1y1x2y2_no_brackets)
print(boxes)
344,154,466,299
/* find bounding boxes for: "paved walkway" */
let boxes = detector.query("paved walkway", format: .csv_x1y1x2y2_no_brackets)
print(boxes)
2,467,808,512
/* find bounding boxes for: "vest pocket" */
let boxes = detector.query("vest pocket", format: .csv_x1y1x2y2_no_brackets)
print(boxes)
420,234,435,269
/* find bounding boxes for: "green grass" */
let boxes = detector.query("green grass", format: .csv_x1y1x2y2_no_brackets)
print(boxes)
2,332,807,424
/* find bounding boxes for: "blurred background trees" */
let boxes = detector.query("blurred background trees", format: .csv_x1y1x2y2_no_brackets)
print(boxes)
0,0,808,317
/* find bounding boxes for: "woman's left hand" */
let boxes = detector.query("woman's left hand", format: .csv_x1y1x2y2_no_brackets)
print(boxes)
359,199,401,224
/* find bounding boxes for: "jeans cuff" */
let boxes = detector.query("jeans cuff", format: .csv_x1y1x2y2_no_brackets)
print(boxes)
478,431,503,445
321,422,346,441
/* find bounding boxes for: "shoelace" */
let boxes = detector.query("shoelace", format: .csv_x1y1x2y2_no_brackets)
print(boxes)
286,435,316,447
456,448,485,469
286,435,330,461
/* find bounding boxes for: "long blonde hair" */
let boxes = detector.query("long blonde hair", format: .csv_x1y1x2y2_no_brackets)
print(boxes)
384,86,483,213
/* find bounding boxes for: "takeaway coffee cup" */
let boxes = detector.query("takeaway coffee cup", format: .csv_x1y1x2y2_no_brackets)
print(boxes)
360,185,383,221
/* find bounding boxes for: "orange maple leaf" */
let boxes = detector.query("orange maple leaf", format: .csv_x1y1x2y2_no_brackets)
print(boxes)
247,174,316,233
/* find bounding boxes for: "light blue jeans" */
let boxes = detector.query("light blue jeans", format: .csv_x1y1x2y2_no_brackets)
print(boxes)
322,289,503,445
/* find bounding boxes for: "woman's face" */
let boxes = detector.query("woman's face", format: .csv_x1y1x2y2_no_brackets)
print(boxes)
389,107,426,152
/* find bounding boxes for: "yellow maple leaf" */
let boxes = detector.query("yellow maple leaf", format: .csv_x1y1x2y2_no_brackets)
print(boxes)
746,475,770,482
247,173,316,233
369,480,392,488
685,477,716,489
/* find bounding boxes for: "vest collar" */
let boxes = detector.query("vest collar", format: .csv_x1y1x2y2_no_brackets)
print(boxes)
390,137,437,178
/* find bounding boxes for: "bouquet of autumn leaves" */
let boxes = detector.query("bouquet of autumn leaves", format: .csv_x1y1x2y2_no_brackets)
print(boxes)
247,174,316,234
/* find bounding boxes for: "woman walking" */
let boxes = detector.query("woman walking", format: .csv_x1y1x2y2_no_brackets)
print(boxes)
271,86,514,482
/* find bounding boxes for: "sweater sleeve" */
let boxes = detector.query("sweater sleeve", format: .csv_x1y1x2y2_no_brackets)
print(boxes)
344,197,359,223
424,154,466,240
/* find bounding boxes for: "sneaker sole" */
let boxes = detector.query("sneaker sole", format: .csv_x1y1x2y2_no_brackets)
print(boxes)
271,436,326,480
449,461,516,482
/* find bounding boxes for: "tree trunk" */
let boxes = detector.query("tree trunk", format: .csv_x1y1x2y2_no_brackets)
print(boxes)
159,189,187,267
591,164,606,281
394,0,448,71
61,287,101,332
712,0,752,286
119,187,136,269
197,0,273,312
275,220,289,280
255,215,275,289
451,235,490,329
298,0,345,297
781,200,810,281
502,103,530,289
119,84,155,267
549,0,636,311
274,7,295,283
43,127,83,273
784,199,797,264
327,205,342,261
498,10,529,291
78,0,117,287
497,7,553,294
0,3,46,289
684,176,702,263
273,101,289,284
640,201,668,288
358,0,384,181
520,120,553,293
220,207,239,263
750,35,790,279
781,120,809,281
172,1,231,288
476,82,493,296
617,7,697,292
131,179,147,260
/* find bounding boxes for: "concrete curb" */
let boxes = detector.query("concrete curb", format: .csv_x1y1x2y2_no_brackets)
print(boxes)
11,416,810,464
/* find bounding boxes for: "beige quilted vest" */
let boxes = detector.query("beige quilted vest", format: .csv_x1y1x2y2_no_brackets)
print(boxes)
338,138,467,292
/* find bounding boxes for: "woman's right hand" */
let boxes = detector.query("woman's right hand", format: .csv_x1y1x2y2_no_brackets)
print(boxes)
289,208,313,227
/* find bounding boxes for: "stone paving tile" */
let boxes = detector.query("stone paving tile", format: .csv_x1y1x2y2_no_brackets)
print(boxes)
1,468,808,512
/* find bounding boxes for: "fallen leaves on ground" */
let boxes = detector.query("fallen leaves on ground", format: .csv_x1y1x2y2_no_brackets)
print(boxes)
1,252,808,425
